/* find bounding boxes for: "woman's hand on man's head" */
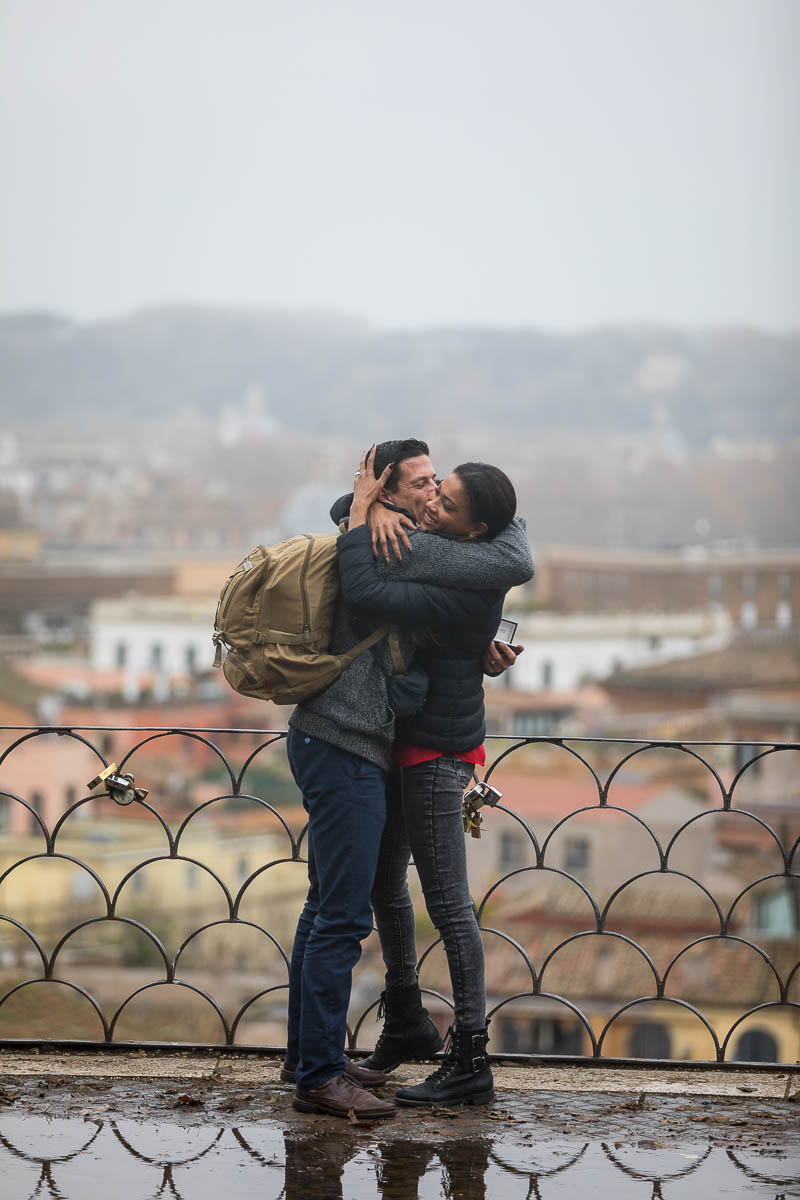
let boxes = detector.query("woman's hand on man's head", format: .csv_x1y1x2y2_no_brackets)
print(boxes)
350,446,394,527
369,506,416,563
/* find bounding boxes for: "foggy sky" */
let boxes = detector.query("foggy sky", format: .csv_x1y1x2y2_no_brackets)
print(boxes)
1,0,798,330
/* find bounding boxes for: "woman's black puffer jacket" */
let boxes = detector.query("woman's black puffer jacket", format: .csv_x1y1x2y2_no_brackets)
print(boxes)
336,522,532,752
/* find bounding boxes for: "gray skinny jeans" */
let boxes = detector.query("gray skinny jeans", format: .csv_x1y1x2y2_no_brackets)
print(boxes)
370,755,486,1030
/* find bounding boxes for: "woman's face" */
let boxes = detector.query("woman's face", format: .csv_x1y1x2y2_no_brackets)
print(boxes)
421,473,487,538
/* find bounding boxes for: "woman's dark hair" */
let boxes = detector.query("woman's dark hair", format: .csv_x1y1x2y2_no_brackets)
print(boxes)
453,462,517,539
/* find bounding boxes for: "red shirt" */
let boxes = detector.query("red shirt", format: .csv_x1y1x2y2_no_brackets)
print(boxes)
392,742,486,768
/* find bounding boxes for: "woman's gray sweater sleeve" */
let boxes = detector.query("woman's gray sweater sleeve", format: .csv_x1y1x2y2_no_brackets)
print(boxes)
377,516,534,590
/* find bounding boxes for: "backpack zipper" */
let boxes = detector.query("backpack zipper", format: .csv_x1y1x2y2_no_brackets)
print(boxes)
299,535,313,636
219,559,254,622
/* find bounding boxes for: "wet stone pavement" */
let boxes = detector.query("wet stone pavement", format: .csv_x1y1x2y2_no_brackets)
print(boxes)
0,1051,798,1197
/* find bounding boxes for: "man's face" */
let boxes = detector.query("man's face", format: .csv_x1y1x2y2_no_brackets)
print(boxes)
381,454,437,523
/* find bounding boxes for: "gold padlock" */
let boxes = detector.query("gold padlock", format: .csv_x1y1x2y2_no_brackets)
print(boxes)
87,763,149,806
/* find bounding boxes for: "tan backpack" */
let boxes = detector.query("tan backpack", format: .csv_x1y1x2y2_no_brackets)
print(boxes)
212,534,404,705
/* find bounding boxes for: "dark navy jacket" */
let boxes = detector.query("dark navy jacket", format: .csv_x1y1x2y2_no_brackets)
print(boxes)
337,525,513,753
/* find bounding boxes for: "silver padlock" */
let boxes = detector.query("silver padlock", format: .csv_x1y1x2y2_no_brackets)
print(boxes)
87,763,149,806
462,781,503,810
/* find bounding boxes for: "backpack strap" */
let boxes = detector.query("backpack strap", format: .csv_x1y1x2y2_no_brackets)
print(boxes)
387,626,408,675
253,628,317,645
338,622,393,667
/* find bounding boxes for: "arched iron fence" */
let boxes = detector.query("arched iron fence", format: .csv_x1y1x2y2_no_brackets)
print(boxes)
0,725,798,1069
1,1111,797,1199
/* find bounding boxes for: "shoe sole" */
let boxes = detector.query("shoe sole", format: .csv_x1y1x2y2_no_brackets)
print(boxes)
396,1089,495,1108
292,1097,396,1118
363,1041,446,1074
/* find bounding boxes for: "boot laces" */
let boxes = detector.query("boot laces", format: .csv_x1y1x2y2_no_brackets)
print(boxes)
372,1027,389,1054
425,1026,458,1086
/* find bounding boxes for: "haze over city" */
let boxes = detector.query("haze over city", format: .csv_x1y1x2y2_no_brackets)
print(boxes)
1,0,798,331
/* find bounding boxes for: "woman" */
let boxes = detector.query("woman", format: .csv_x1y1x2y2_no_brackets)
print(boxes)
336,448,533,1106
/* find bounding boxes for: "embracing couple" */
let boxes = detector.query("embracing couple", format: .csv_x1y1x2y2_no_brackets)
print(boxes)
282,439,533,1119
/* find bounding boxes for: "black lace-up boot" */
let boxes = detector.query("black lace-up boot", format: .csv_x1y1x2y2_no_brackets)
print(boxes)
394,1023,494,1107
358,983,444,1073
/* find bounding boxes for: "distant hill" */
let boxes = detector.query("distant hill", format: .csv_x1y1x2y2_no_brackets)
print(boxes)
1,307,798,446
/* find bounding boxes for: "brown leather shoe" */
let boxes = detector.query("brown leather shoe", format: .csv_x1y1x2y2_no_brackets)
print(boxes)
293,1074,396,1119
280,1056,388,1087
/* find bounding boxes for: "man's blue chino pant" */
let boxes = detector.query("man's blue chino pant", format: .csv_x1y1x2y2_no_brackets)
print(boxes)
285,727,387,1089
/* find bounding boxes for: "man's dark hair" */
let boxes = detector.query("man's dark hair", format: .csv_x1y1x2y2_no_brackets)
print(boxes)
453,462,517,539
373,439,430,493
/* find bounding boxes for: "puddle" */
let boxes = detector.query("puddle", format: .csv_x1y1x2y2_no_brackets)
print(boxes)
1,1113,798,1198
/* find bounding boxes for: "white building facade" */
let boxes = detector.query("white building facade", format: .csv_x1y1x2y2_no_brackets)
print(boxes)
89,596,217,698
489,609,733,693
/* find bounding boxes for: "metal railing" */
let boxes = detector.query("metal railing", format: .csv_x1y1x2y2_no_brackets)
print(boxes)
1,1113,797,1197
0,725,798,1068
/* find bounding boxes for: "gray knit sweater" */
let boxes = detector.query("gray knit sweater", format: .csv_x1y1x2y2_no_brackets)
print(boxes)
288,518,533,770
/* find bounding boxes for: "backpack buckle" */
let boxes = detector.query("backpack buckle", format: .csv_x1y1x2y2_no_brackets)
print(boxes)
211,631,227,667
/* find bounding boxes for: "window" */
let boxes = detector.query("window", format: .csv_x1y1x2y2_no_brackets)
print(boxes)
499,1017,584,1055
754,887,798,937
708,574,722,601
743,574,756,597
185,645,197,674
70,871,96,900
115,642,127,667
735,744,761,776
185,864,198,890
30,790,43,833
499,832,525,870
628,1022,670,1059
513,712,554,736
151,643,163,669
564,837,590,873
541,660,553,688
734,1030,778,1063
740,601,757,629
65,785,77,808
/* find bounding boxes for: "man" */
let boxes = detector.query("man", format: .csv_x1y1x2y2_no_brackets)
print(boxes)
331,439,519,676
285,439,525,1120
330,437,435,558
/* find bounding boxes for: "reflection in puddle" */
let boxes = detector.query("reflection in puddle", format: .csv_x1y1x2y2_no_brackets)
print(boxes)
0,1114,797,1198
